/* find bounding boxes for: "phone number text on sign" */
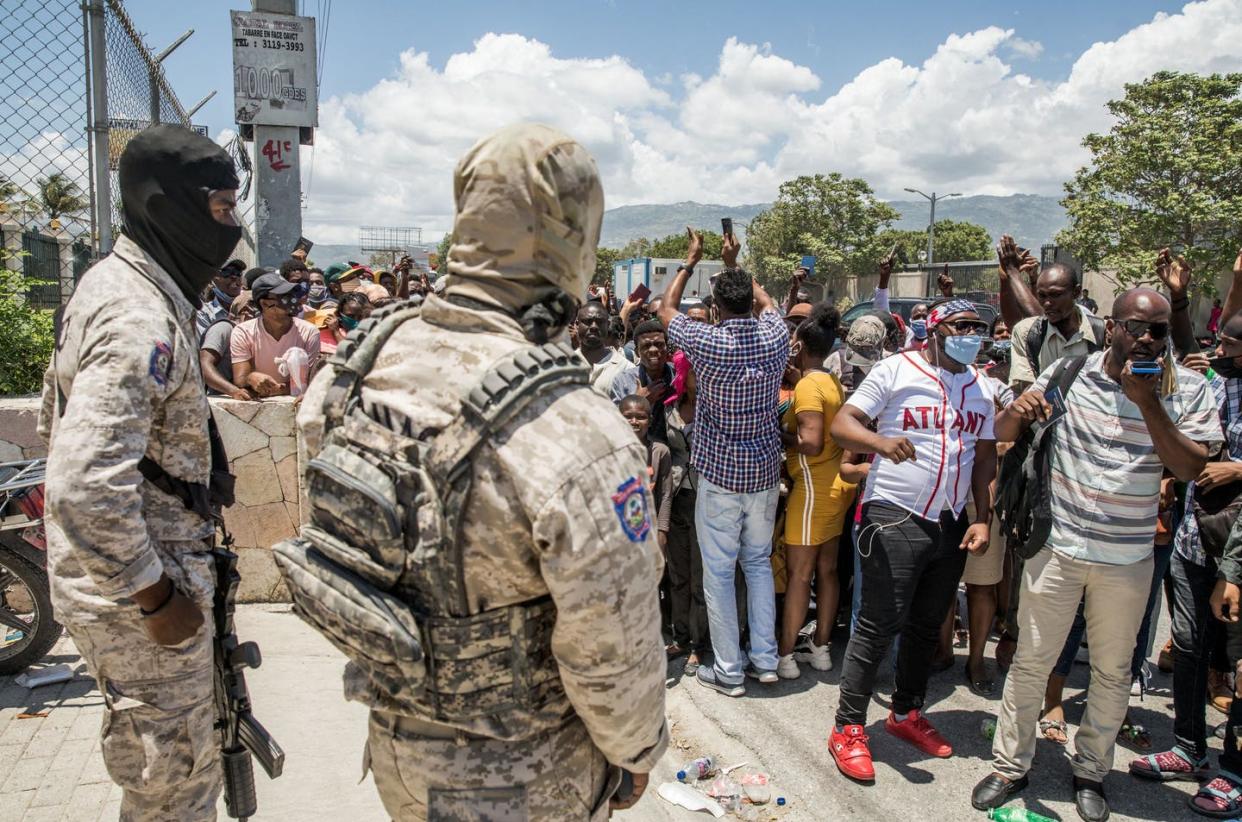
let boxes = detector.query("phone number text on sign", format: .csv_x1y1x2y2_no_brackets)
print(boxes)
230,10,318,129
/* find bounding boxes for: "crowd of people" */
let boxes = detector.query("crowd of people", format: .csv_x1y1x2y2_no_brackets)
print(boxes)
192,251,438,400
572,227,1242,821
39,120,1242,821
184,219,1242,819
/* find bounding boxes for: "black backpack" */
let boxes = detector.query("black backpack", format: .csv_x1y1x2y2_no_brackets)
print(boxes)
1026,313,1106,367
996,355,1088,559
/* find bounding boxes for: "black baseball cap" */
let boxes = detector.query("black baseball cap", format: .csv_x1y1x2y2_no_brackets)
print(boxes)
251,272,299,300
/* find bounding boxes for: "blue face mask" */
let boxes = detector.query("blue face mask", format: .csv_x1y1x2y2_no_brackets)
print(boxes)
212,285,235,307
911,319,927,340
339,314,359,331
942,333,983,365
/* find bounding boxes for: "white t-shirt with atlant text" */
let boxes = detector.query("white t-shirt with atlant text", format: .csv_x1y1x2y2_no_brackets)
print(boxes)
846,351,997,520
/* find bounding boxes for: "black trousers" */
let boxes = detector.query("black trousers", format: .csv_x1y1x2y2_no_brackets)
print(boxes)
1222,619,1242,773
666,487,708,650
836,501,969,726
1170,552,1221,761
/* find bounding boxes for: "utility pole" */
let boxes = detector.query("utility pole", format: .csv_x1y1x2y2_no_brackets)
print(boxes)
85,0,112,254
235,0,317,266
904,187,961,294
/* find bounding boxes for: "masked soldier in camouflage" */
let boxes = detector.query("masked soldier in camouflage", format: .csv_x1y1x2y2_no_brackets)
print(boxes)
38,125,242,820
285,123,668,819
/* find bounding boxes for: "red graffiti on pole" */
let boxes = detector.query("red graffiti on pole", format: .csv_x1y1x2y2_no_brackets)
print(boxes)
262,139,292,171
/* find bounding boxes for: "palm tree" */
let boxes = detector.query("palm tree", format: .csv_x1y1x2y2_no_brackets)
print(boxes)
0,174,26,215
37,173,87,222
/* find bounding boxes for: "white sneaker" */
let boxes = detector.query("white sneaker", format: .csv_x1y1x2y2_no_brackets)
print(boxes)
795,641,833,672
777,654,801,680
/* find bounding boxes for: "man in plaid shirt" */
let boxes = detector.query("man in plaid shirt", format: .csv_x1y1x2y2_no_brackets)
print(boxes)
657,228,790,696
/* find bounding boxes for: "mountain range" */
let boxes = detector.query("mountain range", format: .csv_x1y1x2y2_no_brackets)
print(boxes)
302,193,1068,267
599,194,1068,253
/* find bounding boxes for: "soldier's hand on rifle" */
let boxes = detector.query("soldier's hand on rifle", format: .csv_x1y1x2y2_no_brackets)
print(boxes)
135,575,204,646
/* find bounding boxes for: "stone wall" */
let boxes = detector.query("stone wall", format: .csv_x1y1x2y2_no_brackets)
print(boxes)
0,395,301,603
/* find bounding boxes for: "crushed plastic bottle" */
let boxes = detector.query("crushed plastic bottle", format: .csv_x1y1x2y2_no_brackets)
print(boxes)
981,717,997,740
677,756,715,782
277,347,310,396
988,808,1056,822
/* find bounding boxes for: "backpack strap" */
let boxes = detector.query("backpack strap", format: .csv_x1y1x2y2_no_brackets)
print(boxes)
1029,354,1089,447
321,302,424,434
1026,317,1047,373
1085,314,1107,352
428,341,590,484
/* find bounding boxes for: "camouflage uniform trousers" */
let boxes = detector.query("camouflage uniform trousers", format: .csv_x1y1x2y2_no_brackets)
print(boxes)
67,547,221,822
367,710,615,821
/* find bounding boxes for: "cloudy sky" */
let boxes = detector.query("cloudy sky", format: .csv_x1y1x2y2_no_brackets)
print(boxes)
123,0,1242,243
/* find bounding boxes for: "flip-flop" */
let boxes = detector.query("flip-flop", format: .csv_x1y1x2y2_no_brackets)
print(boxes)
1190,770,1242,818
1038,718,1068,745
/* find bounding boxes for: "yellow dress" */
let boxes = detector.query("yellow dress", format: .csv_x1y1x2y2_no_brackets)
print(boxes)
783,371,856,545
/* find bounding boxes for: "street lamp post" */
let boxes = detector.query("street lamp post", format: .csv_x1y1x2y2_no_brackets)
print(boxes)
904,188,962,266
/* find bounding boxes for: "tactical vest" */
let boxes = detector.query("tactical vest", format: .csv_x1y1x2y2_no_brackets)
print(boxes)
273,302,589,724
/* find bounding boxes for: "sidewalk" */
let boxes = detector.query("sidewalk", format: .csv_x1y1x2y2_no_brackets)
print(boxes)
0,605,1190,821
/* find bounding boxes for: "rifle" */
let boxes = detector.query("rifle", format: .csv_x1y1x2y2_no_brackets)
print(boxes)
213,538,285,820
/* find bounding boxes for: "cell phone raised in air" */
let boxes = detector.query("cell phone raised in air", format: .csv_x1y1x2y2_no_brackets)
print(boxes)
628,283,651,304
1130,360,1163,375
721,217,733,239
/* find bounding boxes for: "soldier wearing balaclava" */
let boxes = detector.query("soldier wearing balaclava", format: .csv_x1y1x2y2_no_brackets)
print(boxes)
290,124,668,819
39,124,241,820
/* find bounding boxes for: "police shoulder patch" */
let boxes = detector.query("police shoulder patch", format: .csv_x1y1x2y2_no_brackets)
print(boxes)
611,476,652,543
149,340,173,387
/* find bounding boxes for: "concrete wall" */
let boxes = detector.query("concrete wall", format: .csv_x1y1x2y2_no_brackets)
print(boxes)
0,395,301,603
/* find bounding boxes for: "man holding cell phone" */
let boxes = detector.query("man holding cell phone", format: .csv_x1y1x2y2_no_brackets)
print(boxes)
974,287,1222,822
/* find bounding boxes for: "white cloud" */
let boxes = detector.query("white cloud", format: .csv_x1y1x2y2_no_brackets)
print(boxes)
298,0,1242,244
1007,37,1044,59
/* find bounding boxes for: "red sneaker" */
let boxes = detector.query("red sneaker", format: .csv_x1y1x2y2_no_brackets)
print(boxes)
886,709,952,758
829,724,875,782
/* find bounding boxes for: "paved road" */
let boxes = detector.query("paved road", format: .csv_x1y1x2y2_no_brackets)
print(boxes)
0,605,1201,821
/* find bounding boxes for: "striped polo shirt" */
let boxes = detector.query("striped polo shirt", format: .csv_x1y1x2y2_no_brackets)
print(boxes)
1030,352,1223,565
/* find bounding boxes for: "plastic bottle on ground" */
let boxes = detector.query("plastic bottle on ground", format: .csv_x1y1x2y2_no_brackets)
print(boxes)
677,756,714,782
981,717,997,740
988,808,1057,822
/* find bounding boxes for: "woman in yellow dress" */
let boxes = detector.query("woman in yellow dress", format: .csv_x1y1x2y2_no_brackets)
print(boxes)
778,303,855,679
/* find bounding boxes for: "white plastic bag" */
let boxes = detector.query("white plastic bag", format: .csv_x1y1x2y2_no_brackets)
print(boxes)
656,782,725,818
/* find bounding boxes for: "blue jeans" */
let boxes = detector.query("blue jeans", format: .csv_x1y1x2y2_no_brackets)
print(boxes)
696,477,779,684
1051,542,1175,679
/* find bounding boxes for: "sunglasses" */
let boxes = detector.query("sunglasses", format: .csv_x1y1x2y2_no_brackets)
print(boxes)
940,319,990,335
1118,319,1169,340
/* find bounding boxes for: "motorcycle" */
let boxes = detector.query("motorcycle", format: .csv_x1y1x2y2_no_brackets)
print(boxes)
0,458,61,674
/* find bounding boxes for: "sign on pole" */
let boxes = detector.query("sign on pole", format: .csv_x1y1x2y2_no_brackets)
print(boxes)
107,119,209,169
230,10,318,128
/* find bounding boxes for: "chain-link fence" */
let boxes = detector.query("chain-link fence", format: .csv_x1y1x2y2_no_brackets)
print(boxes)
0,0,93,306
100,0,192,236
0,0,203,306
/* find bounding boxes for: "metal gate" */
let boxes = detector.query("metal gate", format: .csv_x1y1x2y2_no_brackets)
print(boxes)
21,232,62,308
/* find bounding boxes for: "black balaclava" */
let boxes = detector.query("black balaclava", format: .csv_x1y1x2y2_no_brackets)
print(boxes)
118,124,242,308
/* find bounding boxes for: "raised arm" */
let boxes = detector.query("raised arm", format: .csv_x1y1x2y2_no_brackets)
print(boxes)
656,226,702,327
1155,248,1198,356
1224,248,1242,325
997,235,1041,329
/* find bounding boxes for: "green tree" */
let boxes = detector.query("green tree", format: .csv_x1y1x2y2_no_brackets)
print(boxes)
594,246,621,286
0,251,55,395
0,175,23,213
37,172,87,222
871,219,993,268
745,173,900,290
432,232,451,274
1058,71,1242,290
648,229,724,261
